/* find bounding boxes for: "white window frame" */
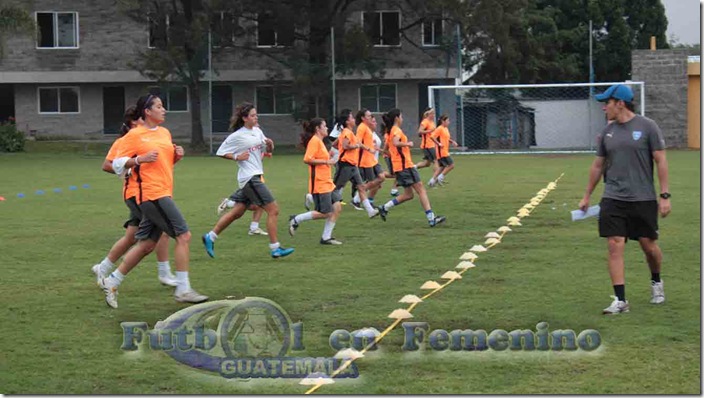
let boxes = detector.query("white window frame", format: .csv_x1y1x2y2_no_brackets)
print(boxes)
148,85,190,112
358,83,398,113
421,18,443,47
254,13,293,48
254,85,295,115
361,10,402,48
37,86,81,114
35,11,79,49
147,15,169,49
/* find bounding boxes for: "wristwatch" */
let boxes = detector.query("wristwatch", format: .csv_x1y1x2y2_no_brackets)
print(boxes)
659,192,671,199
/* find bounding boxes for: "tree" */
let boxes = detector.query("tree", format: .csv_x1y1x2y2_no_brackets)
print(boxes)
0,5,35,60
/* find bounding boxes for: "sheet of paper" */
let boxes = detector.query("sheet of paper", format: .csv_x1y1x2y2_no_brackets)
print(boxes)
571,205,600,221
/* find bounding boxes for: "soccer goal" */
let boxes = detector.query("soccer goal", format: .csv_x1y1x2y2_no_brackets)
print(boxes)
428,82,645,154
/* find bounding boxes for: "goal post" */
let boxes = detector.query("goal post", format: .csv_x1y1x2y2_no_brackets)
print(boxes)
428,82,645,153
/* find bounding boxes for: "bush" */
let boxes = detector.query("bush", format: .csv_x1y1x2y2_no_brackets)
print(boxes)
0,121,26,152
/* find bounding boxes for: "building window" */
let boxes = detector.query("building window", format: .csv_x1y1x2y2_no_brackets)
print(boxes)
256,13,294,47
362,11,400,47
360,84,396,113
211,12,235,47
148,86,189,112
36,12,78,48
38,87,80,113
422,18,443,46
255,86,294,114
148,15,168,48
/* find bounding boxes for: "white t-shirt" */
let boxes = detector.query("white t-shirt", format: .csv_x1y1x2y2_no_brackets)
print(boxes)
372,132,382,162
216,126,268,188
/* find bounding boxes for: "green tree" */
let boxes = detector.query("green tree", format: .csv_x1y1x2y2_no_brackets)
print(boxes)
0,5,35,59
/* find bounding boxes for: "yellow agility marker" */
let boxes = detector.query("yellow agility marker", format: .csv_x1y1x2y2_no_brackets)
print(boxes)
441,271,462,280
538,189,549,195
485,237,501,246
547,182,557,190
421,280,442,289
507,216,520,223
523,203,535,210
497,226,512,233
334,348,364,360
485,232,501,239
456,261,476,270
300,374,335,386
470,245,487,252
460,252,478,261
517,210,531,218
398,294,423,304
508,219,522,226
388,309,414,319
530,199,541,206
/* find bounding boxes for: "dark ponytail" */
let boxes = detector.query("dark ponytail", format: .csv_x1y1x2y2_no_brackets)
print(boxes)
300,117,326,148
382,108,401,136
355,108,369,126
230,102,255,131
120,106,138,136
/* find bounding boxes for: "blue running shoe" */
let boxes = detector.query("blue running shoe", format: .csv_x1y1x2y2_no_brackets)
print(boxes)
202,234,215,258
271,247,294,258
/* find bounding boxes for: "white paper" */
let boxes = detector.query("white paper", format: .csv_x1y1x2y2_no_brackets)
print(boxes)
571,205,600,221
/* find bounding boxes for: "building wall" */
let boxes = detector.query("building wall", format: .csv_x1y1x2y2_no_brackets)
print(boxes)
631,49,699,148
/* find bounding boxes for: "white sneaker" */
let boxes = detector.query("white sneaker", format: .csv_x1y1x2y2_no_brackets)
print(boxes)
98,278,118,309
174,289,209,303
248,227,269,236
603,296,629,314
216,198,230,216
92,263,109,283
368,208,380,218
158,272,178,287
650,281,665,304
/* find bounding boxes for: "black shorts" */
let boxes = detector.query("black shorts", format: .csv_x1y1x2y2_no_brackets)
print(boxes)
395,167,422,188
334,161,364,189
599,198,659,241
422,148,437,162
384,157,395,176
313,190,342,214
123,197,142,228
438,156,454,167
360,164,382,182
229,175,275,207
136,197,190,241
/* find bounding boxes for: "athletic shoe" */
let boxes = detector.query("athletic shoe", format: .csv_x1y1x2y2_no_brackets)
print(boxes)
304,193,314,211
248,227,269,236
603,296,630,314
174,289,209,303
216,198,229,216
92,263,109,283
377,206,388,222
202,234,215,258
650,281,665,304
98,278,118,309
390,188,399,197
429,216,446,227
428,180,436,188
368,208,380,218
271,247,295,258
320,238,343,245
350,201,363,211
288,215,299,236
158,272,178,287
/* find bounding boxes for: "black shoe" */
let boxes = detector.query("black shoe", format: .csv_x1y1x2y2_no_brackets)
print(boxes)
320,237,343,245
429,216,446,227
377,206,388,222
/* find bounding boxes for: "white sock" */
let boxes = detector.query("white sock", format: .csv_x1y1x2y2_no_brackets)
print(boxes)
250,221,259,231
208,231,218,241
322,220,336,240
353,192,360,203
269,242,280,250
100,257,115,274
425,210,436,221
106,269,125,287
383,200,397,211
294,212,315,224
175,271,191,295
226,200,236,208
157,261,171,277
438,173,445,182
362,199,375,216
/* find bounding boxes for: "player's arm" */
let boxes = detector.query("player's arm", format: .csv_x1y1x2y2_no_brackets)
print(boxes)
653,150,671,217
393,135,413,148
417,123,432,136
578,156,606,211
102,159,115,174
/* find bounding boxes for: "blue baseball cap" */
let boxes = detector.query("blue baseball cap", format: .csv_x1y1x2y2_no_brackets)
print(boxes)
595,84,634,102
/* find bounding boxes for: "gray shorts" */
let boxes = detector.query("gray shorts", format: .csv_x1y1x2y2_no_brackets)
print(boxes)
438,156,454,167
313,190,342,214
136,197,189,241
422,148,437,162
384,157,395,176
334,161,364,189
123,197,142,228
229,175,275,207
395,167,422,188
360,164,382,182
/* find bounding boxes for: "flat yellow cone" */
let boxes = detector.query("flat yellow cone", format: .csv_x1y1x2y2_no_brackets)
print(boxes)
485,237,500,245
508,220,522,226
497,226,512,233
530,200,541,206
548,182,557,189
523,203,534,210
470,245,487,252
507,216,520,223
441,271,462,280
539,189,549,195
533,195,544,201
399,294,423,304
460,252,478,261
456,261,476,270
485,232,501,239
421,280,442,289
388,309,414,319
334,348,364,360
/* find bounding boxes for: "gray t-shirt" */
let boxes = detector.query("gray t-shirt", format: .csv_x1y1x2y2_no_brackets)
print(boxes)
216,126,268,188
596,115,665,201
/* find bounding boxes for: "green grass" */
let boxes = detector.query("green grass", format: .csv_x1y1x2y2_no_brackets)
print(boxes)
0,149,699,394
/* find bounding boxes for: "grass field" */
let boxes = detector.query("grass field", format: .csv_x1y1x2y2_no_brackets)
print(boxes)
0,148,700,394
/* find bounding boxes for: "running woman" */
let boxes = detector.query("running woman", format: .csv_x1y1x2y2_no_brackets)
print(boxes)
202,103,294,259
351,108,385,206
428,114,458,187
376,108,446,227
414,108,438,172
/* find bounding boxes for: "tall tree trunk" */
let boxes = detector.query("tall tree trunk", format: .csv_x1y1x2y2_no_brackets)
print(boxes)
189,80,205,150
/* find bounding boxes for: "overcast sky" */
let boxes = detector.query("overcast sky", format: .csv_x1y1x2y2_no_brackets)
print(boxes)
661,0,700,45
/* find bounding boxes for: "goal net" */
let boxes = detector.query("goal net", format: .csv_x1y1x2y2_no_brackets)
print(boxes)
428,82,645,153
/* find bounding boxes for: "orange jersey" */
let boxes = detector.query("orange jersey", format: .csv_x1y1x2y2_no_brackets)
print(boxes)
337,127,359,165
106,137,140,200
115,125,176,203
356,123,377,168
432,126,451,158
304,135,335,194
388,126,413,172
419,119,436,149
